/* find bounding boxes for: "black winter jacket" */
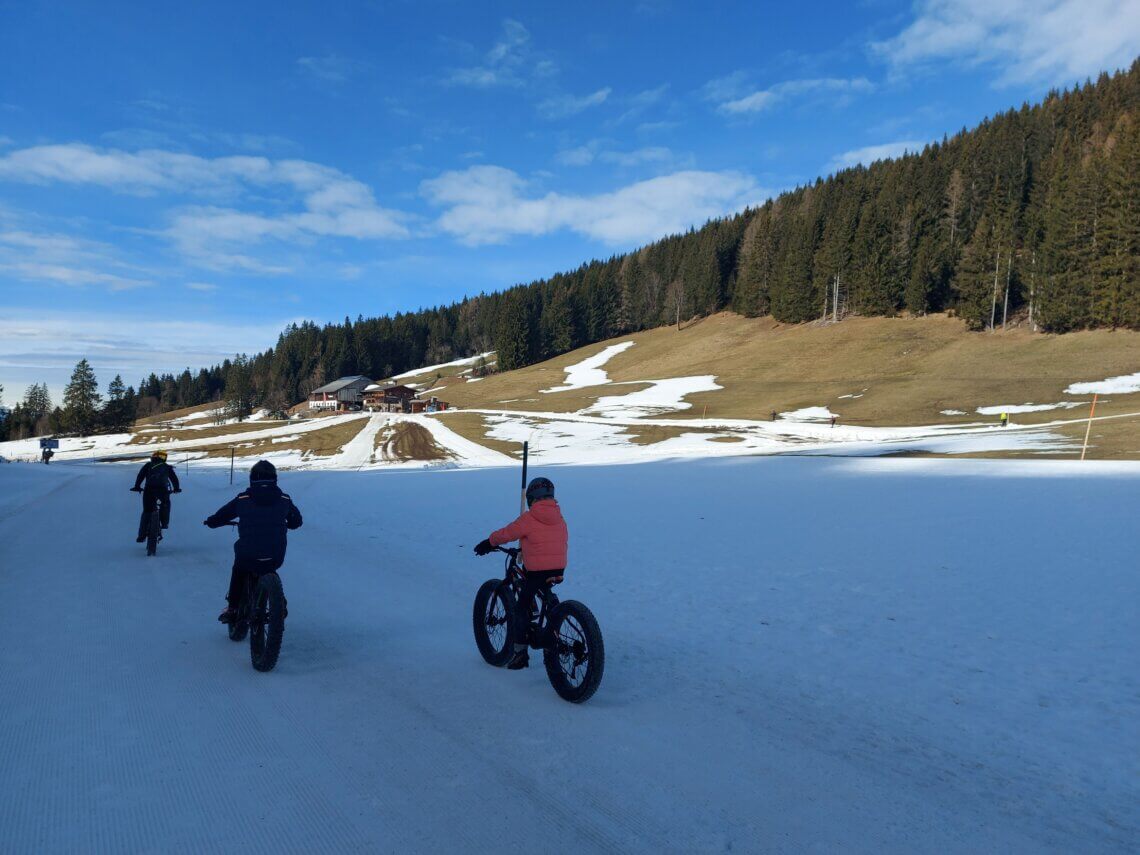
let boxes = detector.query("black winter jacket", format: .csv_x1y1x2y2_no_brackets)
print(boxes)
134,460,181,493
205,481,303,565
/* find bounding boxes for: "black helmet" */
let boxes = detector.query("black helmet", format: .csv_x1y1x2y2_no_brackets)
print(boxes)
250,459,277,483
525,476,555,507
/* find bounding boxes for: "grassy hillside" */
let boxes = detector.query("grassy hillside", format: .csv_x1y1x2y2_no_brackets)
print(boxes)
409,312,1140,460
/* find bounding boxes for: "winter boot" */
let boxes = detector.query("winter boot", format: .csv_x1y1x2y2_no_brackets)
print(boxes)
217,606,237,624
506,645,529,670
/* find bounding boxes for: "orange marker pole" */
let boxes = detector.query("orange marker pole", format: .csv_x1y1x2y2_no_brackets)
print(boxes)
1079,394,1098,461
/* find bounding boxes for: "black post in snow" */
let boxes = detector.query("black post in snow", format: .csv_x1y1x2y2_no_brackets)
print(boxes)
520,440,528,515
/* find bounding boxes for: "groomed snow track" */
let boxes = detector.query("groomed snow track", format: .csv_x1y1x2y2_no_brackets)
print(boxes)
0,458,1136,853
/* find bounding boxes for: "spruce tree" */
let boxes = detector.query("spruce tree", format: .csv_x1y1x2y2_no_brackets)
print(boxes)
62,359,101,435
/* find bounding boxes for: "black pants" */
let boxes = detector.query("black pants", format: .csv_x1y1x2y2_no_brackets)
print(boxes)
226,555,286,611
515,570,564,645
137,488,171,538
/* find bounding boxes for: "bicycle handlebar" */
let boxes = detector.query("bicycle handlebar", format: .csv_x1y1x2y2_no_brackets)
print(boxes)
494,545,520,558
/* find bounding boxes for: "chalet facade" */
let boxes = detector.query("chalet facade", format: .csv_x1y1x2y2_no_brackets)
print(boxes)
363,384,419,413
308,376,372,411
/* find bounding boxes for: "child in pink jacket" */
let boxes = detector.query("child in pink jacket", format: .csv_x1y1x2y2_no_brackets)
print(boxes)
474,476,568,669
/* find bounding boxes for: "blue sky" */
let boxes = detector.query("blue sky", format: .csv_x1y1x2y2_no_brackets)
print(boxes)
1,0,1137,401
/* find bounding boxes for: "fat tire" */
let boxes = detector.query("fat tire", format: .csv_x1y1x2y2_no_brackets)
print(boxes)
543,600,604,703
250,572,285,672
472,579,515,666
145,510,160,556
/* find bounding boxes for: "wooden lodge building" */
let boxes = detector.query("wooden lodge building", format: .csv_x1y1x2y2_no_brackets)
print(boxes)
307,376,372,412
309,377,449,414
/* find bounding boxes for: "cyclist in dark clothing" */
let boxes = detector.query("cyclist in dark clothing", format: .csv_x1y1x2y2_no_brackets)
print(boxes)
131,449,181,542
204,459,303,623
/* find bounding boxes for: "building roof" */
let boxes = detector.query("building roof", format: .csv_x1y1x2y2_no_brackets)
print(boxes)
364,384,383,392
310,376,372,395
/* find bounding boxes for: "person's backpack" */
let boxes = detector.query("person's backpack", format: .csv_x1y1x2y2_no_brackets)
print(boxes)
145,462,170,491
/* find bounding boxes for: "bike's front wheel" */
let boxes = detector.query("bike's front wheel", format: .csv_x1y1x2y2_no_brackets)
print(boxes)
472,579,515,666
543,600,604,703
249,573,285,672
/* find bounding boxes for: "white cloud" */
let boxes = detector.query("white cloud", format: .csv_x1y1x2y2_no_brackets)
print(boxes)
538,87,612,119
296,54,366,83
0,310,292,399
445,19,550,88
555,145,597,167
421,165,766,246
186,282,218,292
0,229,152,291
718,77,874,114
827,140,928,172
0,145,410,271
873,0,1140,86
556,142,676,168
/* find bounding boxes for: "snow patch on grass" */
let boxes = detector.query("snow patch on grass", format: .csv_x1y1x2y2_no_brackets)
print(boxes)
542,341,635,393
392,351,495,380
586,375,722,419
781,406,837,421
976,402,1085,415
1065,371,1140,396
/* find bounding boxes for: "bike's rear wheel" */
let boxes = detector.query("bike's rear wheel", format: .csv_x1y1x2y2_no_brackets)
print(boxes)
249,572,285,672
145,509,161,556
543,600,604,703
472,579,515,666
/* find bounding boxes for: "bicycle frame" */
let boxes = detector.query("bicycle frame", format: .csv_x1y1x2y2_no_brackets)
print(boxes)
495,546,560,644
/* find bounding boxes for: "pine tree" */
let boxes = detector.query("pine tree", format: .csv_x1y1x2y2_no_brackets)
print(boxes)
62,359,101,435
103,374,136,433
224,355,255,421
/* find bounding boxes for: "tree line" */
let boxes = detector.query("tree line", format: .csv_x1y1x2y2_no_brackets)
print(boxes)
3,61,1137,440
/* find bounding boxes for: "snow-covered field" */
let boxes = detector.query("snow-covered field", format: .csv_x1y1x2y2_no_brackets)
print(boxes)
0,457,1136,852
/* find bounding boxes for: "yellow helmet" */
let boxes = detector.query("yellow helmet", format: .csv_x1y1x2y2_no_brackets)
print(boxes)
153,449,168,461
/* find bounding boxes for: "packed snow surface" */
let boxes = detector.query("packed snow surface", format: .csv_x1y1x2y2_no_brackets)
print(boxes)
542,341,635,393
977,402,1085,415
941,409,967,416
1065,370,1140,396
0,458,1136,852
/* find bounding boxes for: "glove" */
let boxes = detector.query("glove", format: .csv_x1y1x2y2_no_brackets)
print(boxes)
130,487,142,492
473,538,494,556
173,489,182,494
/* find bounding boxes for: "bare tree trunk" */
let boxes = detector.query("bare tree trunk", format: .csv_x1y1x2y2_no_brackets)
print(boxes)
1028,250,1038,331
989,248,1001,332
1002,249,1012,329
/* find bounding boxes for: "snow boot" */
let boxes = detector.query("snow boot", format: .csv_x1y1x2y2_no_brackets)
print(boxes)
136,534,146,543
218,607,237,624
506,646,529,670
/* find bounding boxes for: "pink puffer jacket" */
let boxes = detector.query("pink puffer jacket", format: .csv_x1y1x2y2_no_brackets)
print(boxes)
489,499,568,572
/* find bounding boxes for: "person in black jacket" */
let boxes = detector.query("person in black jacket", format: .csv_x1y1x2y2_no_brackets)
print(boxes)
131,449,181,542
204,459,303,623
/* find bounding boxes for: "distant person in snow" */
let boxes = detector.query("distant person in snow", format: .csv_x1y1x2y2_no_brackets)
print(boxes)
474,476,568,670
41,447,53,464
131,449,180,542
204,460,303,624
1000,412,1009,428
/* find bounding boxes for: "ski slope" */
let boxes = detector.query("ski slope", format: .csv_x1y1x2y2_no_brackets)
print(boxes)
0,458,1137,852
